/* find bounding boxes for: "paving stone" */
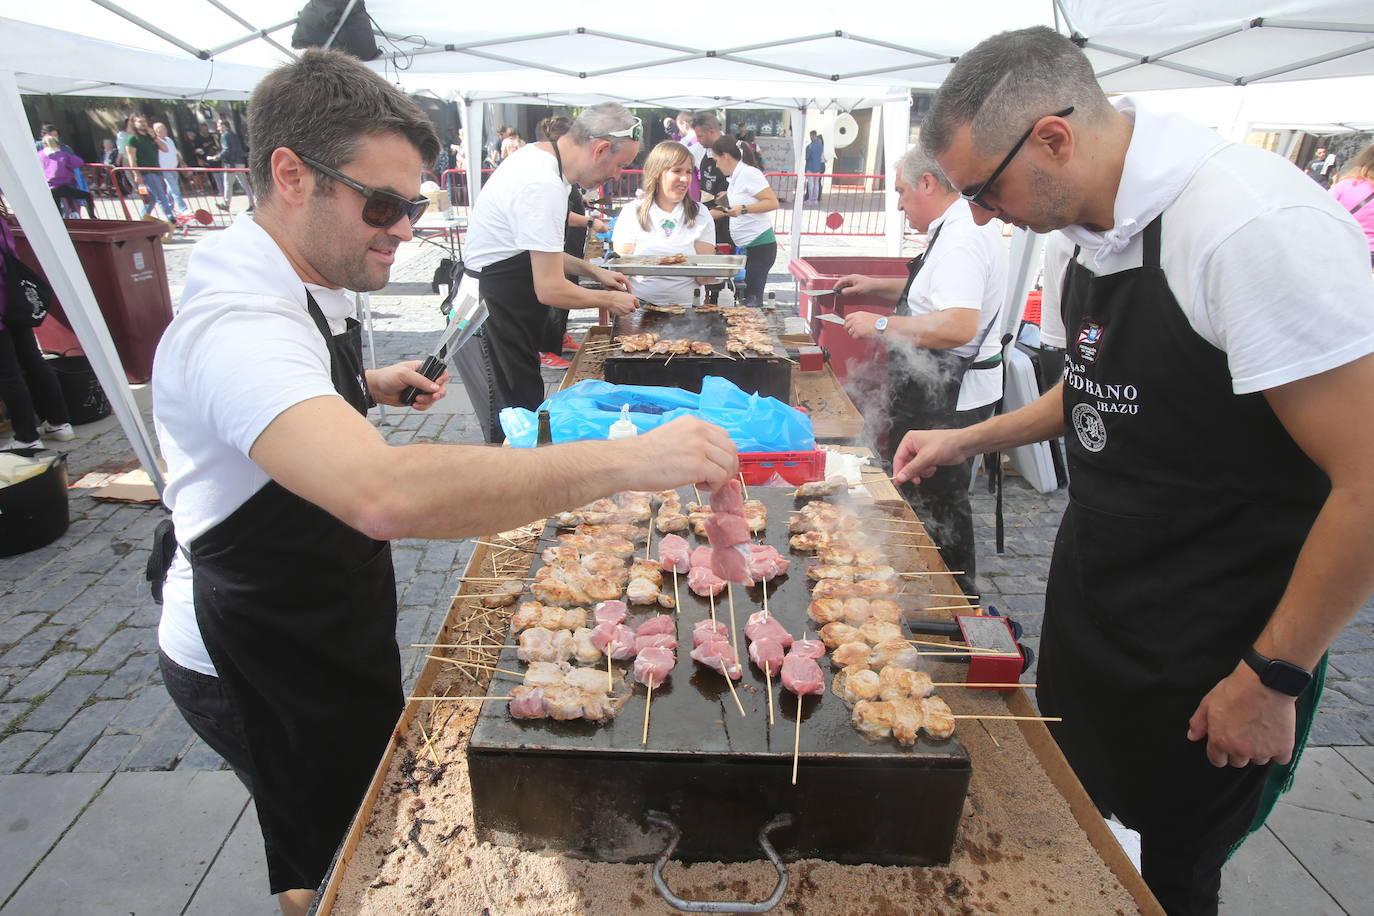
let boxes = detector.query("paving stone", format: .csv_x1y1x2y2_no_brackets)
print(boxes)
0,624,64,668
23,674,105,732
64,600,137,652
0,731,51,774
1310,708,1370,746
123,706,196,771
0,772,108,903
82,625,155,673
1321,684,1358,708
0,701,29,731
1219,824,1343,916
94,652,160,699
1339,746,1374,787
124,602,161,628
419,538,466,572
73,732,140,772
990,593,1046,616
400,569,449,609
1330,653,1374,679
390,545,423,583
182,800,276,916
1267,801,1374,914
1333,628,1374,652
1332,678,1374,708
177,735,228,772
109,682,175,732
1281,745,1374,822
0,612,46,650
2,771,248,915
29,572,100,613
24,698,125,773
7,651,86,701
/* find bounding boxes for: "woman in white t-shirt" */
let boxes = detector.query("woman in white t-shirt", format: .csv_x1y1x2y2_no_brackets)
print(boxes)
612,141,717,304
707,137,779,305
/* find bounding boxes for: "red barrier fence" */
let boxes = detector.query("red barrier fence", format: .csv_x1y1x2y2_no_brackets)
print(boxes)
14,164,894,239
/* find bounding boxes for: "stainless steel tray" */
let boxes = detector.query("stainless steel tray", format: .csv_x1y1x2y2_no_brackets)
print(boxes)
604,254,745,278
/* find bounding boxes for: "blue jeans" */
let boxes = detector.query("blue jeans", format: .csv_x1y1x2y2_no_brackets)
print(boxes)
163,172,188,212
140,171,176,220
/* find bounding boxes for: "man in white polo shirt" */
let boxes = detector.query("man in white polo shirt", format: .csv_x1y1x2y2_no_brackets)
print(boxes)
897,27,1374,915
835,146,1006,594
462,103,642,433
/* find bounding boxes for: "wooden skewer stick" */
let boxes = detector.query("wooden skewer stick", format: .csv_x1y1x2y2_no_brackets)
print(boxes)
412,643,508,649
417,719,441,766
912,649,1021,658
900,571,966,577
762,580,770,618
712,348,737,360
723,668,747,718
727,583,740,657
923,593,978,600
642,679,654,746
644,520,654,562
792,692,803,785
951,714,1063,722
474,540,536,553
454,576,534,581
709,589,717,625
766,665,775,726
692,484,702,505
672,569,681,615
607,652,614,693
932,682,1036,688
409,695,513,701
427,655,525,677
738,471,749,501
921,604,984,612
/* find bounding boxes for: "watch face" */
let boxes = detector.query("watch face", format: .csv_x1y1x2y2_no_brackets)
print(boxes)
875,317,888,332
1264,660,1312,696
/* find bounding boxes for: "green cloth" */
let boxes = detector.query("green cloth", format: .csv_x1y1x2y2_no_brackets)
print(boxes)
124,132,160,168
744,227,777,247
1229,651,1328,859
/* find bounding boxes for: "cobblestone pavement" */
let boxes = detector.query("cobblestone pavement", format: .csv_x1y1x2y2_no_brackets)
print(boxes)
0,232,1371,777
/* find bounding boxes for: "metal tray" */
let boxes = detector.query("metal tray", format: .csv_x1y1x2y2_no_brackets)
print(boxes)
604,253,745,279
468,487,971,865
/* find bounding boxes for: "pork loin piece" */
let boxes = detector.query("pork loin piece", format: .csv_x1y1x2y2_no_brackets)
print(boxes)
692,619,731,647
744,611,794,647
687,565,727,598
636,615,676,637
690,636,743,679
790,639,826,660
780,652,825,695
594,600,628,627
509,686,546,719
657,533,692,573
633,646,675,688
747,637,785,676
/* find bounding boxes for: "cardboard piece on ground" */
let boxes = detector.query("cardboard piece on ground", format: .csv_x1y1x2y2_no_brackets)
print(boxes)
90,467,162,503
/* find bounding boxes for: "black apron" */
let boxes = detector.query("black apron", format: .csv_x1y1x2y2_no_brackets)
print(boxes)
1038,217,1328,902
187,293,401,894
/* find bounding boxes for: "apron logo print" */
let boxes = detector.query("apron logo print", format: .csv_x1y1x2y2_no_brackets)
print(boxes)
1072,403,1108,453
1076,319,1104,364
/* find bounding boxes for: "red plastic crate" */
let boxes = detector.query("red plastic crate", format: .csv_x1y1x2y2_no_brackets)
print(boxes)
739,449,826,486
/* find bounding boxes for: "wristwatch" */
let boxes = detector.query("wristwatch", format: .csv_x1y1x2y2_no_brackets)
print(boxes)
874,316,889,334
741,204,748,214
1243,647,1312,697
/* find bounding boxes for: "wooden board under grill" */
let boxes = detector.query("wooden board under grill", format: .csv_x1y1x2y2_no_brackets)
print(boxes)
467,486,971,865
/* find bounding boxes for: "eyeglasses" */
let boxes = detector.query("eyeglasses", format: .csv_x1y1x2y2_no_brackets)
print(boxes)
597,116,643,143
298,154,429,229
960,107,1074,212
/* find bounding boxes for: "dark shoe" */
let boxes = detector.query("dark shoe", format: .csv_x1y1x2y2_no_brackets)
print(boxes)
215,201,229,212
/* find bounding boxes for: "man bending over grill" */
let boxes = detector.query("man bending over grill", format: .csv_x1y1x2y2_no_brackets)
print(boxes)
150,49,737,916
894,27,1374,916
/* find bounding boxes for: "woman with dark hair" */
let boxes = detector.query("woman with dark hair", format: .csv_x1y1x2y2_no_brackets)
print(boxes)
612,141,717,304
1330,143,1374,267
0,219,74,449
708,136,779,305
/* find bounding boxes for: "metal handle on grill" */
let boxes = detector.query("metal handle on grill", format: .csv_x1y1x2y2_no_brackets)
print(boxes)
645,811,792,913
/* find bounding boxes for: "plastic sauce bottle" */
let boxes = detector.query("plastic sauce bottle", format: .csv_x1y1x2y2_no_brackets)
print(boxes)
608,404,639,440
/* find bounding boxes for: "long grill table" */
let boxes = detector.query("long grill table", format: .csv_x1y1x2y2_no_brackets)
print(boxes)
467,487,970,865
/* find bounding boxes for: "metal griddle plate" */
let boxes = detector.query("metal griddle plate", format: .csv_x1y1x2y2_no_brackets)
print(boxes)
607,308,784,359
604,253,745,278
602,310,793,400
468,487,971,865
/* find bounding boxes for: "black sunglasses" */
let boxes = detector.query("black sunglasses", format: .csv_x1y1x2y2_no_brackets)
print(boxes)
960,107,1074,212
298,154,429,229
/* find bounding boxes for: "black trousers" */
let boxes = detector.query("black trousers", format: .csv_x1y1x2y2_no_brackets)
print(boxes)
895,402,994,594
0,325,69,442
159,651,254,792
740,240,777,306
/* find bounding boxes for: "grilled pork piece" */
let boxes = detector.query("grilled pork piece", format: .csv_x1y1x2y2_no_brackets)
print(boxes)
870,638,923,669
890,697,925,745
572,627,603,664
831,641,872,669
859,621,904,646
819,621,862,649
879,665,933,702
852,699,896,739
833,665,882,703
922,696,956,739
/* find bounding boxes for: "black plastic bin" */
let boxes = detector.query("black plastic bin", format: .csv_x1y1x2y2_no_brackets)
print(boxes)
0,449,70,557
43,350,112,425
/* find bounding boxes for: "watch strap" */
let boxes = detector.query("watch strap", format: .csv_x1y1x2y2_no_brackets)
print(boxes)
1243,647,1312,697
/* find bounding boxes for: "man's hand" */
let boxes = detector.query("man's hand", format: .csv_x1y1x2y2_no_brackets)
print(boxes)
844,311,882,339
892,428,969,484
590,265,631,292
833,274,872,297
724,205,744,218
622,416,738,492
366,361,449,410
589,218,609,234
604,292,640,317
1187,663,1299,768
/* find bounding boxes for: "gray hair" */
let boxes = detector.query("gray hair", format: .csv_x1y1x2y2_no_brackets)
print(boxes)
898,146,952,192
247,48,440,203
570,102,637,150
690,112,720,132
921,26,1114,157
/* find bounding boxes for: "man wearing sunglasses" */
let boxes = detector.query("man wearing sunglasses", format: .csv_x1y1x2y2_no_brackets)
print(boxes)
895,27,1374,915
462,103,643,430
151,51,736,916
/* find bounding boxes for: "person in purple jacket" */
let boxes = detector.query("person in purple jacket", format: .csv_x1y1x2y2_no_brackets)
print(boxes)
38,137,93,217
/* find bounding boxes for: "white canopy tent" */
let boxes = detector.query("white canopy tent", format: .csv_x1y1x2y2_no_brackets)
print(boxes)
2,1,1373,492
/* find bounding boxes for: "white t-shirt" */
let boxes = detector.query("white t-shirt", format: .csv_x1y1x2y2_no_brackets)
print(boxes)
686,137,707,169
611,198,715,304
900,198,1008,410
153,215,359,675
725,162,773,246
464,143,571,271
1041,97,1374,396
155,138,179,171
